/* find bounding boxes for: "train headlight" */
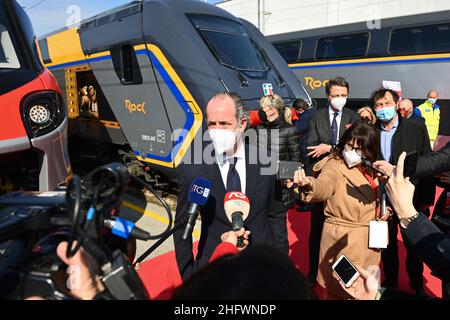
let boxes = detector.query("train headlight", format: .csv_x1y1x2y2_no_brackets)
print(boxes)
21,91,66,138
29,104,51,125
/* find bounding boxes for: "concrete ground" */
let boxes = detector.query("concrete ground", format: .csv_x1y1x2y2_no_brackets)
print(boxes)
118,188,200,262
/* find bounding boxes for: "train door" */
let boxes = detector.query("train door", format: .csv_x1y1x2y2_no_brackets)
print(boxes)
78,3,201,171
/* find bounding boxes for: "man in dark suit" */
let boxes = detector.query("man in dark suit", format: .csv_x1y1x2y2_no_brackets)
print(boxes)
292,98,316,166
371,88,435,296
385,152,450,298
305,77,359,284
173,92,287,280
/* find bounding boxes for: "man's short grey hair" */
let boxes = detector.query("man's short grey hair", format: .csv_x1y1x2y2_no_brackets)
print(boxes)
427,89,439,97
209,92,249,122
400,99,413,106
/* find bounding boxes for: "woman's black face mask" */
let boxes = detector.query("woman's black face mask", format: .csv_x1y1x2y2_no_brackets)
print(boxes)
258,109,267,122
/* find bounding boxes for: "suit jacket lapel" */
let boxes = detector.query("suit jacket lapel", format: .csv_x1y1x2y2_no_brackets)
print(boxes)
321,109,333,142
204,155,227,198
245,144,258,204
339,109,351,139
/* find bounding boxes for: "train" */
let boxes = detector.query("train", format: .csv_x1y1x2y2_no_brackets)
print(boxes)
268,10,450,136
0,0,70,193
38,0,311,189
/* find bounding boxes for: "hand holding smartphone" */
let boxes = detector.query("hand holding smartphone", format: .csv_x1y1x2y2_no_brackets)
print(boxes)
277,160,303,180
363,159,389,177
332,255,360,288
402,151,418,178
364,151,417,179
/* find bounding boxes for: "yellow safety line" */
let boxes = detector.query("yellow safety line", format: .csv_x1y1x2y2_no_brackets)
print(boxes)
122,200,201,239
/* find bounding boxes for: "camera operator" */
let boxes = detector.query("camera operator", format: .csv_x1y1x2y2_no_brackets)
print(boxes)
26,229,251,300
26,241,104,300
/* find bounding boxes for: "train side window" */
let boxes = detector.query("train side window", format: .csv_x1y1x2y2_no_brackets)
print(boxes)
389,22,450,55
0,23,21,69
315,33,369,60
273,40,302,63
110,44,143,85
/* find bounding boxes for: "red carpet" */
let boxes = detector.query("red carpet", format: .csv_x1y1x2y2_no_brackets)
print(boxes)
138,191,444,299
287,210,443,299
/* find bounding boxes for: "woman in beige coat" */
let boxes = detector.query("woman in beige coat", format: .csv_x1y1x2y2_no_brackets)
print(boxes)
293,121,385,299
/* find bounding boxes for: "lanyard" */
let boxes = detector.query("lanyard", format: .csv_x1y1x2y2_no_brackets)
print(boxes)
359,167,381,219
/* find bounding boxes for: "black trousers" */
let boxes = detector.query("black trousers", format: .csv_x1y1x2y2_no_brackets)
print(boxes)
309,202,325,280
381,216,424,288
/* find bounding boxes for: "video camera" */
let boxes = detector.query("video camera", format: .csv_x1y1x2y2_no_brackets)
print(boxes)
0,163,172,300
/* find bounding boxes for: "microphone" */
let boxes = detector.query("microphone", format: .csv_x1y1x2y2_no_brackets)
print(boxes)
182,177,212,240
362,157,388,176
224,192,250,248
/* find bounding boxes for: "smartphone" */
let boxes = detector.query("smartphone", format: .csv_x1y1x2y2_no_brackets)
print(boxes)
403,151,418,178
332,255,360,288
277,160,303,180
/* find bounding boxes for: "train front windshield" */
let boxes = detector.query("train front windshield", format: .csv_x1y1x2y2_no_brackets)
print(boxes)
189,14,268,72
0,13,21,69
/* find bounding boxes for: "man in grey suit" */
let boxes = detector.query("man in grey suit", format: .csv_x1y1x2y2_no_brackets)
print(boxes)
305,77,359,284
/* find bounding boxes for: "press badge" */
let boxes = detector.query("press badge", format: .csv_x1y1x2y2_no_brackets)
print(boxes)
369,220,389,249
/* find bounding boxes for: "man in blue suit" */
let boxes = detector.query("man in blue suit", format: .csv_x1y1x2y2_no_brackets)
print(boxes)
292,98,316,167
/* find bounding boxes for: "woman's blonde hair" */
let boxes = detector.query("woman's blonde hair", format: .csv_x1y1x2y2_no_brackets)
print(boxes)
357,106,377,125
259,94,292,124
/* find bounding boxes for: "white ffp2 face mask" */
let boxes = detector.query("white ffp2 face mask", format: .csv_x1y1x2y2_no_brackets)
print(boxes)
342,149,362,168
330,97,347,111
209,127,240,155
428,98,437,105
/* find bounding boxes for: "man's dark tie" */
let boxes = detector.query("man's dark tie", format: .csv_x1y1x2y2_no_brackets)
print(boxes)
226,157,241,192
331,112,339,146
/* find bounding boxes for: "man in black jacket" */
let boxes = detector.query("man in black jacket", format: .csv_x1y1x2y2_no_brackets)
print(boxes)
414,141,450,179
173,92,287,280
371,88,435,296
292,98,316,166
305,77,359,283
374,142,450,179
386,152,450,298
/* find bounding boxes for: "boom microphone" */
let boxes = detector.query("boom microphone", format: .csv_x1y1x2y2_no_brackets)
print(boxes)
224,192,250,248
182,177,212,240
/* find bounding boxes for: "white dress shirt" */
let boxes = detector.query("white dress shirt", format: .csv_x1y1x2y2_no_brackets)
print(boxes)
328,106,342,144
216,141,246,194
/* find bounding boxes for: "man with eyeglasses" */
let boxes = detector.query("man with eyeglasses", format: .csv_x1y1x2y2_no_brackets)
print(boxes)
371,88,435,297
305,76,359,284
